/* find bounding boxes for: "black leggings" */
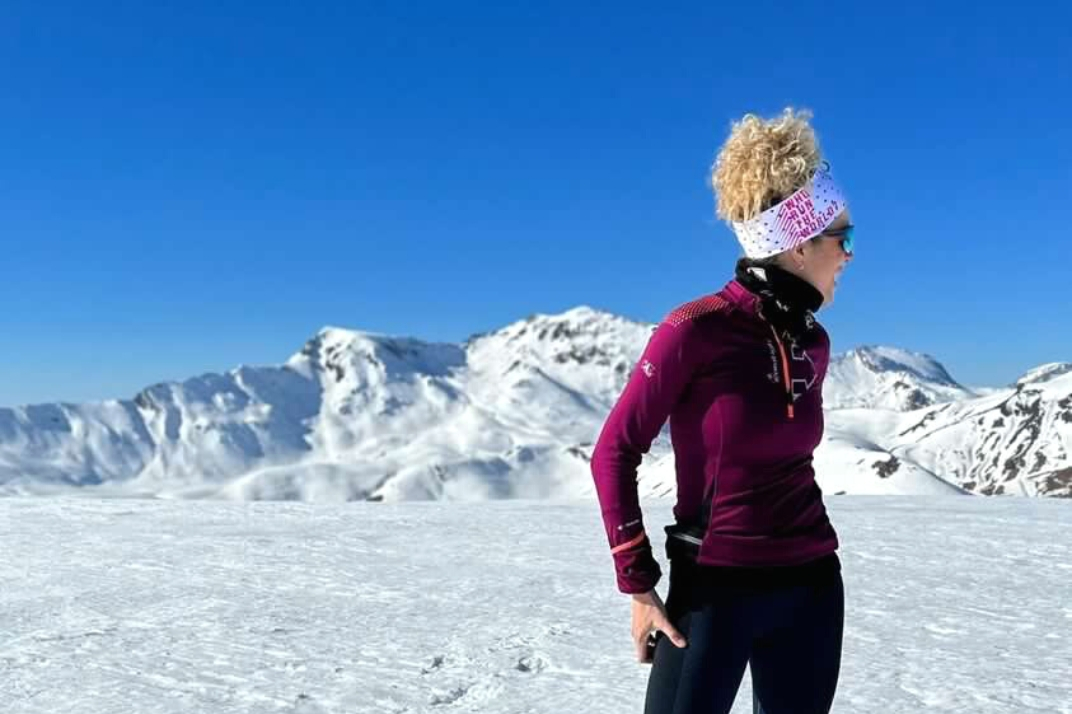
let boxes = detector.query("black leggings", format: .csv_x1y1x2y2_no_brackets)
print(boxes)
644,560,844,714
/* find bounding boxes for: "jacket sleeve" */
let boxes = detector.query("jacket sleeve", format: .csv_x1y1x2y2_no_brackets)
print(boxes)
590,317,705,594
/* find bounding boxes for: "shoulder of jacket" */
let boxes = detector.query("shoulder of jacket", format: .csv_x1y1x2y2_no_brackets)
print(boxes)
664,293,735,328
809,319,831,345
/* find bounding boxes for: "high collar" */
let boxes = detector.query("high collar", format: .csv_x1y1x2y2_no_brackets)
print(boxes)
728,260,824,340
724,279,762,314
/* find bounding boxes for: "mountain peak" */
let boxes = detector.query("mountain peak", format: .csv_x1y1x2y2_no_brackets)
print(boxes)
466,305,649,347
519,305,641,329
288,327,464,383
826,345,972,411
1015,362,1072,388
846,345,961,387
551,305,620,322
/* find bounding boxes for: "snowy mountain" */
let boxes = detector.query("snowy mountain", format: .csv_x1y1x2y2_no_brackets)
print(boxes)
0,308,648,502
824,346,975,411
889,372,1072,497
1015,362,1072,387
1,307,1069,499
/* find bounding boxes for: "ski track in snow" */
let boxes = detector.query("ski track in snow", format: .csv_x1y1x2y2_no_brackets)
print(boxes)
1,496,1069,713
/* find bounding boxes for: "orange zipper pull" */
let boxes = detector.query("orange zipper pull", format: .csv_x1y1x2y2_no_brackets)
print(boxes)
767,324,795,420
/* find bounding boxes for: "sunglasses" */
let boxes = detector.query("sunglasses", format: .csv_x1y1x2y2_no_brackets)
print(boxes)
818,224,854,256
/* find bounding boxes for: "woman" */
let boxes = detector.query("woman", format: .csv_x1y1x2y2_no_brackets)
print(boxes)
591,108,854,714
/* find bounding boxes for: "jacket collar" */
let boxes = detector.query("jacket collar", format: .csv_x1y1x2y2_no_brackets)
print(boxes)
723,278,762,315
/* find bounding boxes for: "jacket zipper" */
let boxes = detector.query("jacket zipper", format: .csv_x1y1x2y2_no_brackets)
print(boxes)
766,323,795,420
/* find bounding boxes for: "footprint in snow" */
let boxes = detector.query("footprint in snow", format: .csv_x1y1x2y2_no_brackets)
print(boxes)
515,654,548,674
420,655,445,674
429,684,471,706
292,693,329,713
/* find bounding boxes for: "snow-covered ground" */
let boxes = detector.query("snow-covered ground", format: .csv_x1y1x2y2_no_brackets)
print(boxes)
2,496,1069,713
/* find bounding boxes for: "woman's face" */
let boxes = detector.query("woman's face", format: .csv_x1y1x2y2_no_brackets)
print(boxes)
798,212,854,306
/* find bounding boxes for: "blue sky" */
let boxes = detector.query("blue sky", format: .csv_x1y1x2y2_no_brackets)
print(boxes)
2,0,1070,405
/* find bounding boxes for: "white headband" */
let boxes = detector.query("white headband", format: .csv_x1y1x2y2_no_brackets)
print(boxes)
730,168,847,259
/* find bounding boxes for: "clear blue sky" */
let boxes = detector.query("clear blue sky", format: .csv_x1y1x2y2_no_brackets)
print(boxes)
2,0,1070,406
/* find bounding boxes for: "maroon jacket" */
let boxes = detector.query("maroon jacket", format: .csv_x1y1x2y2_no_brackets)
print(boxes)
591,279,840,594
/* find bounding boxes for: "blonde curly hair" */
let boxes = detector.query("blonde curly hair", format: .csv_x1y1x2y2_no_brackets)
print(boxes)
710,108,822,223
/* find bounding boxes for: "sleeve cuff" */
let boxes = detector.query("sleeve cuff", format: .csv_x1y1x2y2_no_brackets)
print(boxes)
614,552,662,594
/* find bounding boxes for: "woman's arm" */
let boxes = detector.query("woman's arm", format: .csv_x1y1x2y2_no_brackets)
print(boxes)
590,316,706,594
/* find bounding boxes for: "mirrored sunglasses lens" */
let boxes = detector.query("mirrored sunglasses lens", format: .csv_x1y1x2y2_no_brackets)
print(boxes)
837,225,854,254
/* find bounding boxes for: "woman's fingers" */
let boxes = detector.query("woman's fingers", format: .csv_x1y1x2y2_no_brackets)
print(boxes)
636,596,688,649
631,596,689,664
652,612,688,649
635,631,655,664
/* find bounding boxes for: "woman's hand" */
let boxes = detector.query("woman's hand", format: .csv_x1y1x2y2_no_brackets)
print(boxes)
630,589,688,664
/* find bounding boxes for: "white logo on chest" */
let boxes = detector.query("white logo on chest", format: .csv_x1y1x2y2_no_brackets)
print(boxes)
789,342,818,400
766,340,819,399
